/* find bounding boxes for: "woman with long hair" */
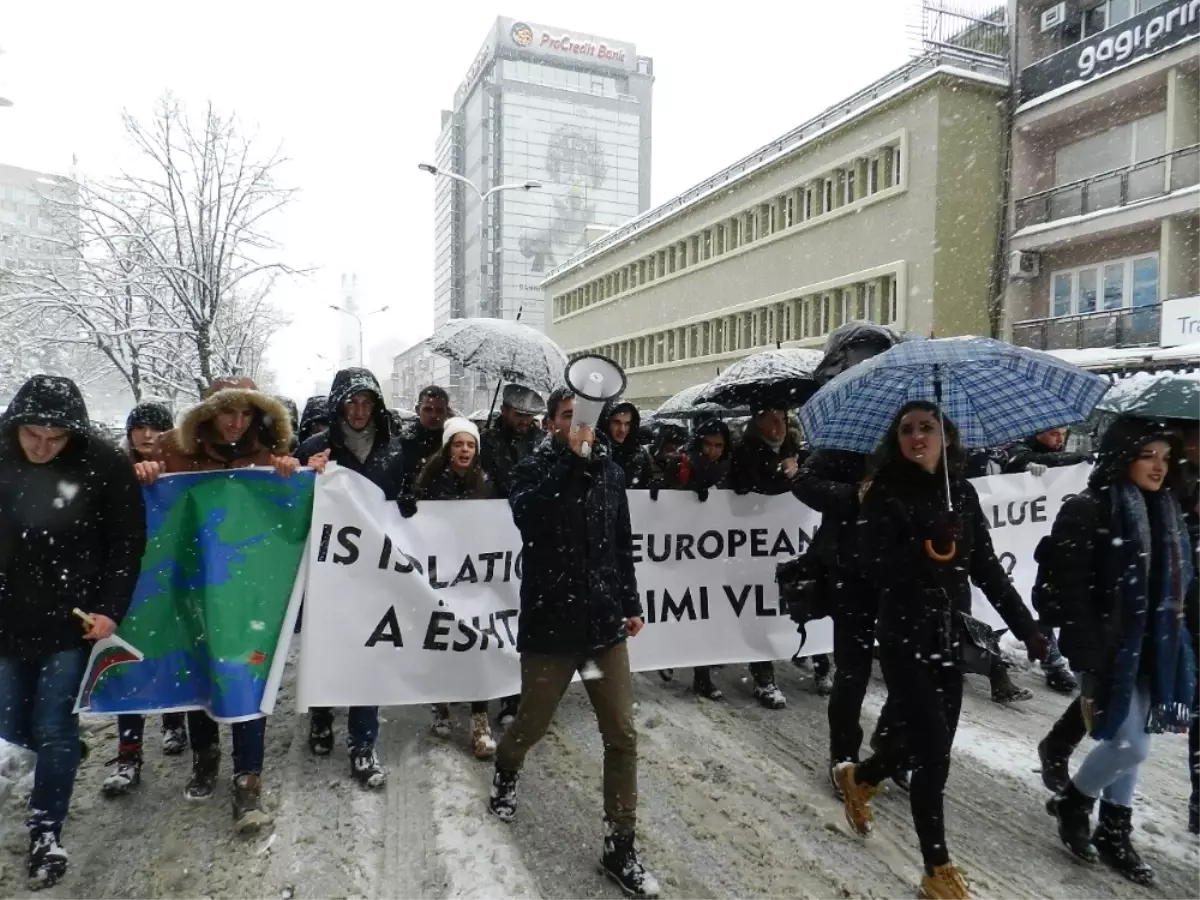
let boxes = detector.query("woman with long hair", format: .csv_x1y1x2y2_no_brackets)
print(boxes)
835,401,1047,900
415,417,497,759
1038,417,1196,885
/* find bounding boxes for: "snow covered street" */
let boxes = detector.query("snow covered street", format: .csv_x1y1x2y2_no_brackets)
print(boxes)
1,655,1196,899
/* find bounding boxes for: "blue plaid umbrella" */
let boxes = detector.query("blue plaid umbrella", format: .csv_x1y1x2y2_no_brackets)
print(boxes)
799,337,1110,454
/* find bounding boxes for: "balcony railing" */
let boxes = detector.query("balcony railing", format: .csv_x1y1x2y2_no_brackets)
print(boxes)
1012,304,1162,352
1014,144,1199,230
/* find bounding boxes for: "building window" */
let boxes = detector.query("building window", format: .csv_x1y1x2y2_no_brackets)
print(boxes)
845,170,856,205
785,195,795,228
716,224,726,255
767,204,776,235
868,158,879,195
703,230,713,260
1049,254,1159,317
823,179,834,213
803,187,814,221
729,217,740,248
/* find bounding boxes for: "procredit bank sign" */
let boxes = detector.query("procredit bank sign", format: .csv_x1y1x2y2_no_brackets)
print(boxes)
502,17,637,71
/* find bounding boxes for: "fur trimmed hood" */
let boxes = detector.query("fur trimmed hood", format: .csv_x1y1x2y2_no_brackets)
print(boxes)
174,386,294,456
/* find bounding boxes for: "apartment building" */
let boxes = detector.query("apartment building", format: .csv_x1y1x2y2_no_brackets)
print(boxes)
542,51,1010,407
1004,0,1200,359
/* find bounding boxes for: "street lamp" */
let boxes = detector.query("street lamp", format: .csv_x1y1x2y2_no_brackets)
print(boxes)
417,162,541,316
329,304,390,367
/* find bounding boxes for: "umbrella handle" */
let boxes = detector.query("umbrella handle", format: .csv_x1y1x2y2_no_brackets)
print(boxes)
924,539,956,562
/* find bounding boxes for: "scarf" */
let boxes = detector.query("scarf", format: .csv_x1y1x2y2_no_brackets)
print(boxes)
1093,483,1197,740
341,421,376,465
762,435,786,453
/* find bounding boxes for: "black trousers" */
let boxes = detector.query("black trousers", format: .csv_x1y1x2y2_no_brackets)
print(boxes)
1045,695,1088,750
856,645,964,870
827,575,879,763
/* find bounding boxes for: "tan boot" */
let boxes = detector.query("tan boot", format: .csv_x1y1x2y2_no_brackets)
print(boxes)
232,774,273,834
472,712,497,760
834,762,877,836
919,863,970,899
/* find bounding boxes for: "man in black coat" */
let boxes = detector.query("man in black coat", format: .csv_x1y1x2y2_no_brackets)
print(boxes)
0,375,146,888
298,395,330,444
297,367,406,789
599,400,657,489
400,385,450,490
480,383,543,501
489,388,658,899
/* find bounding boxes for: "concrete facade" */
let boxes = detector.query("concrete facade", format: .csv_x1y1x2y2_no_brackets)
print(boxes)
542,56,1008,408
1004,0,1200,354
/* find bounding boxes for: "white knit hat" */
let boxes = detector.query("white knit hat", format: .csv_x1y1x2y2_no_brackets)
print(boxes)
441,416,480,449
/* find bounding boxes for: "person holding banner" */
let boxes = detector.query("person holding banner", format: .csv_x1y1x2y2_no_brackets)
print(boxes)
1037,417,1195,886
103,401,189,799
400,385,450,490
298,367,407,790
599,401,658,490
489,387,659,899
0,375,147,888
416,415,499,760
834,401,1048,900
135,377,300,832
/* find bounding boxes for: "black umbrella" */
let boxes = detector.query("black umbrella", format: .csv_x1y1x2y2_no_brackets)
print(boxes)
695,348,824,410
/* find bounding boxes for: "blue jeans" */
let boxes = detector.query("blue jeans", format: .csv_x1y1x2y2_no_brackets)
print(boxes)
1073,679,1152,807
1039,623,1068,672
186,711,266,775
0,648,89,830
311,707,379,749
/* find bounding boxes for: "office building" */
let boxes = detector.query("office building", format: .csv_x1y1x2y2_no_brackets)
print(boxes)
543,50,1010,407
1004,0,1199,364
424,16,654,411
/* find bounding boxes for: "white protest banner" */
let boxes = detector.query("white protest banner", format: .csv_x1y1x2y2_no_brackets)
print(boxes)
298,463,1091,708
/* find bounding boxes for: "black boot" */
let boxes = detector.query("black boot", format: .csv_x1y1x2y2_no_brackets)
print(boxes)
27,826,68,890
184,747,220,801
488,766,518,821
1093,800,1154,885
308,709,334,756
692,667,723,701
1047,781,1098,863
599,830,660,898
1038,736,1072,794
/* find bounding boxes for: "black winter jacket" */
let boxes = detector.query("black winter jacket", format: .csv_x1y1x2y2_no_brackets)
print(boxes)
298,395,329,444
400,423,444,490
858,459,1037,657
480,422,540,499
296,368,407,500
418,465,494,501
1002,436,1091,474
793,448,869,570
508,439,641,655
660,418,731,498
598,401,658,490
1033,418,1197,673
730,429,807,496
0,376,147,657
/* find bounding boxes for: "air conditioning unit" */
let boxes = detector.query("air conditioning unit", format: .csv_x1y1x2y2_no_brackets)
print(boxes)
1041,2,1068,32
1009,250,1041,279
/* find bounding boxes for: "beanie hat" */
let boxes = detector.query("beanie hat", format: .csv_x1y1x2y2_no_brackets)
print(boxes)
125,401,174,437
441,416,480,449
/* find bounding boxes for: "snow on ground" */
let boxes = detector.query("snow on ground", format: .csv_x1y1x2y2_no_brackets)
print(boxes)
0,656,1196,899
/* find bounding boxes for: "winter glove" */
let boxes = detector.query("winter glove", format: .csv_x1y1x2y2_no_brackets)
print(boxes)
649,487,660,501
1024,629,1050,662
695,487,710,503
1026,462,1048,477
398,496,418,518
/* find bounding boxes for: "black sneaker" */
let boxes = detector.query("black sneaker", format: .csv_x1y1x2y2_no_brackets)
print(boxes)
991,669,1034,704
692,669,724,701
308,713,334,756
1093,800,1154,885
184,748,220,801
161,721,189,756
1038,737,1072,794
1047,782,1098,863
752,682,786,710
488,766,518,821
101,744,143,797
599,831,660,898
1045,666,1078,695
657,669,674,682
813,672,834,697
350,745,387,789
498,696,519,728
28,827,68,890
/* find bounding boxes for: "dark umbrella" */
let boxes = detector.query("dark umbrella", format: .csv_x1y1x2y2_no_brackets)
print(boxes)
647,383,750,422
1096,371,1200,421
695,348,824,410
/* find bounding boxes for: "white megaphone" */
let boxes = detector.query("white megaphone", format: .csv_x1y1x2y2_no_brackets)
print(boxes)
564,353,627,458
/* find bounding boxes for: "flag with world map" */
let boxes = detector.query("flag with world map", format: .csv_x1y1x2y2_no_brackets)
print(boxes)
76,468,314,722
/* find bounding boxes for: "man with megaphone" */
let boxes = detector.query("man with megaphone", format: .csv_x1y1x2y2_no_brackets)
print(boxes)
488,356,660,899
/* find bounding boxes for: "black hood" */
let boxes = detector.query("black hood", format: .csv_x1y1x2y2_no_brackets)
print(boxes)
276,396,300,434
1090,416,1182,489
598,401,642,444
652,423,687,455
690,417,732,461
125,401,173,436
813,322,901,386
300,395,329,433
2,375,91,435
327,368,390,439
